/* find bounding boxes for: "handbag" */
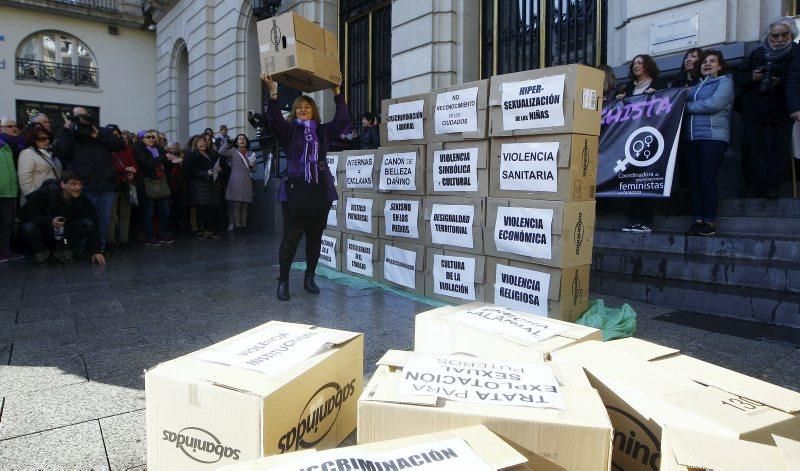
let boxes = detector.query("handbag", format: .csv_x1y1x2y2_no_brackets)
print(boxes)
144,176,171,199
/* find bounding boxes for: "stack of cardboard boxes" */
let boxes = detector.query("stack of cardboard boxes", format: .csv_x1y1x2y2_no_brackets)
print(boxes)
322,64,603,322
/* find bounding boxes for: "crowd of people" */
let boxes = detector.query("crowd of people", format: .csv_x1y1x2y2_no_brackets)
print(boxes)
0,110,259,265
1,16,798,267
601,16,800,236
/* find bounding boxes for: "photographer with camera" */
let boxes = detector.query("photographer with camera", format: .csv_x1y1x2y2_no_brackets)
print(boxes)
734,17,798,199
54,106,125,250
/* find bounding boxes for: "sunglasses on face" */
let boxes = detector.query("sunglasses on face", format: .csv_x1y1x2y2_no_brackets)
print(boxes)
143,135,156,139
1,124,18,129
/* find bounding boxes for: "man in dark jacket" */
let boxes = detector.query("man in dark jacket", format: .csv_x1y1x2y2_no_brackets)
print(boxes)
786,45,800,121
53,106,124,250
19,170,105,265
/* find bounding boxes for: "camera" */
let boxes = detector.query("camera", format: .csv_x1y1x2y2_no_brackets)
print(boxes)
69,111,97,138
758,61,774,94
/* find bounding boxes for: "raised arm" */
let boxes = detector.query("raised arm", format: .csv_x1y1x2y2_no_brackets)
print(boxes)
261,73,295,145
325,93,352,141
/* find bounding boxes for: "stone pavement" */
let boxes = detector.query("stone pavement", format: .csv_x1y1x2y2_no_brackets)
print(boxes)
0,234,798,470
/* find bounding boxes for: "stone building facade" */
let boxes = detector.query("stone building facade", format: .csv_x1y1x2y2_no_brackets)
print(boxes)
0,0,156,131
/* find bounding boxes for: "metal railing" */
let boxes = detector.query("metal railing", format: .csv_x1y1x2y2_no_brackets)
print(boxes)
15,58,99,88
53,0,118,11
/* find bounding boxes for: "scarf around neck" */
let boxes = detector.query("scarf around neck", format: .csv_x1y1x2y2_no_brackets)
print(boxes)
763,38,793,62
294,118,319,183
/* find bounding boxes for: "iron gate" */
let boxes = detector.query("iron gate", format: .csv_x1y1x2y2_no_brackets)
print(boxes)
481,0,606,78
341,0,392,124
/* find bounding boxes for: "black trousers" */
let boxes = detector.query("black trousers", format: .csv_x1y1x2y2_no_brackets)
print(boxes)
278,200,332,282
196,205,220,233
0,197,15,252
20,218,94,254
741,120,793,189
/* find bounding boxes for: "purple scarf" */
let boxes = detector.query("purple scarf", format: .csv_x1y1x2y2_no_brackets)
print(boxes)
294,119,319,183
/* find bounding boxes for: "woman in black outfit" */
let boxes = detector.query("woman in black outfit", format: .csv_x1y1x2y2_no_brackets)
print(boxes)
617,54,667,233
671,48,703,88
182,135,221,239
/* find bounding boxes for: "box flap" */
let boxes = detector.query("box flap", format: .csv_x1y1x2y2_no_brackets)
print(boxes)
655,353,800,414
610,337,680,361
361,365,439,406
662,426,788,471
774,435,800,471
376,349,411,368
290,12,326,51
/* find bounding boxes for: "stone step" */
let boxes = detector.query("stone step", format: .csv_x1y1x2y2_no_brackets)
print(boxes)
594,228,800,263
717,198,800,218
596,214,800,238
591,271,800,328
592,248,800,294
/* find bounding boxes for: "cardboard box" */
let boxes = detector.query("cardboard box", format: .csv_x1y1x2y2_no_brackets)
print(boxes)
358,350,613,470
375,145,427,196
423,196,486,254
414,302,601,362
344,234,379,280
488,64,604,136
380,93,431,146
377,240,426,295
489,134,598,201
340,150,378,191
320,229,342,272
342,192,382,238
379,195,426,243
485,258,590,322
257,12,341,93
610,337,800,417
325,153,344,191
484,198,595,268
426,140,490,197
551,340,800,471
424,247,487,304
659,427,800,471
428,79,490,142
218,425,530,470
326,191,344,230
145,321,363,470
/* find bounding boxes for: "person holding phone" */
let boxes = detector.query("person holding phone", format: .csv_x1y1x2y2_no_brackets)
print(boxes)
262,73,351,301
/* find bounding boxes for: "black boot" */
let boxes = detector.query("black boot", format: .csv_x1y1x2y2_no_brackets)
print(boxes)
277,281,290,301
304,274,320,294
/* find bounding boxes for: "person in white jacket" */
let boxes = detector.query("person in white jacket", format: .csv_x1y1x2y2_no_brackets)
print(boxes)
18,125,62,205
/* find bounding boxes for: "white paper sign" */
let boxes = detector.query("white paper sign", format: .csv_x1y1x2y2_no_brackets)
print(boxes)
326,154,339,187
270,438,493,471
494,206,553,260
346,197,373,234
493,265,551,316
346,154,374,189
432,254,475,301
430,204,474,248
319,234,337,269
197,324,335,377
432,148,479,193
434,87,479,134
384,200,420,239
499,141,559,193
327,199,338,227
396,354,565,410
501,74,566,131
379,152,417,191
383,244,417,289
346,238,373,277
449,305,567,344
387,100,425,141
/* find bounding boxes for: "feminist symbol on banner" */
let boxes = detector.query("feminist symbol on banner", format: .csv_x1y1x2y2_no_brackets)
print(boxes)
614,126,665,172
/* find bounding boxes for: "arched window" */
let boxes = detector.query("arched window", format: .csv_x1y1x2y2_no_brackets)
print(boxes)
15,31,99,88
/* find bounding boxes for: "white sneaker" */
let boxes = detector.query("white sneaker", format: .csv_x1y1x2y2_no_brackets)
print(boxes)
227,224,235,232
